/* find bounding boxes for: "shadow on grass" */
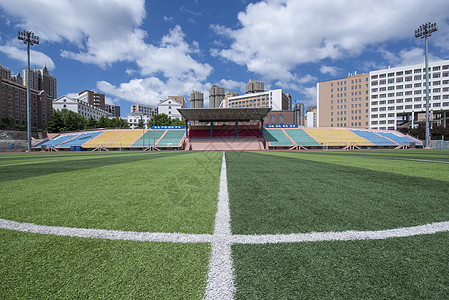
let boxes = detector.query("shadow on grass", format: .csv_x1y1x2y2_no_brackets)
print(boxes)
0,152,189,183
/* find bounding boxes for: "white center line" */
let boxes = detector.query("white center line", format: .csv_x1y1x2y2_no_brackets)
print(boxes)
204,152,235,300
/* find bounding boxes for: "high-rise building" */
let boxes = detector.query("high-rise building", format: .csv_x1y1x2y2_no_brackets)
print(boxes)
369,60,449,130
294,103,305,126
305,106,317,128
317,72,370,128
11,73,23,85
209,84,225,108
22,66,57,99
227,89,292,111
246,79,264,94
131,103,157,117
190,90,204,108
1,76,53,129
77,90,105,110
0,64,11,79
106,104,121,117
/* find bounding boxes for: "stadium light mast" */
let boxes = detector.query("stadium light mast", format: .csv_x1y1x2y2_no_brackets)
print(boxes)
415,22,437,148
18,30,39,152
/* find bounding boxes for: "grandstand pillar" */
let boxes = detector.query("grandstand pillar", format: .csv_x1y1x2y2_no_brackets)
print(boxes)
210,122,213,137
235,121,238,137
261,120,264,138
411,111,414,128
185,120,188,138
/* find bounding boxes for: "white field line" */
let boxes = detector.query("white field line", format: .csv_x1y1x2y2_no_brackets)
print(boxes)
204,152,235,300
0,159,58,167
2,218,448,244
0,219,212,243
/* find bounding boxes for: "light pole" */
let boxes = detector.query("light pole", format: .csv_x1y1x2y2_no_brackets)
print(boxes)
18,30,39,152
415,22,437,148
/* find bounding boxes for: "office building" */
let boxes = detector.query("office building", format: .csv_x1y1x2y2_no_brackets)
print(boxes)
53,95,112,120
131,103,157,117
227,89,292,111
369,60,449,130
317,72,370,128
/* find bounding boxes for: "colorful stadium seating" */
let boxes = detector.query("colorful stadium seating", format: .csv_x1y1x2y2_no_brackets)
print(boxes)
38,134,79,148
156,130,185,147
132,130,165,147
60,131,104,148
112,130,144,147
82,130,125,148
265,129,294,147
375,131,422,145
303,128,346,146
326,129,372,146
350,130,396,145
284,129,320,146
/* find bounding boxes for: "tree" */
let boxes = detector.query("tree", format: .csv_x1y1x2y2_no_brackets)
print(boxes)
171,118,184,126
148,113,173,127
85,117,97,129
46,111,64,133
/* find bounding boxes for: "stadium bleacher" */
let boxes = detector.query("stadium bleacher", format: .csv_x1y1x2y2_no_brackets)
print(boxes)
156,130,185,148
38,134,79,148
112,130,144,147
375,131,422,145
303,128,346,146
132,130,165,147
284,129,320,146
265,129,294,147
326,128,372,146
350,130,397,145
59,131,104,148
82,130,125,148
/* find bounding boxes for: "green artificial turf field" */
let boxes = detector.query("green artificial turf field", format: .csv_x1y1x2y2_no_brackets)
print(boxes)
1,149,448,298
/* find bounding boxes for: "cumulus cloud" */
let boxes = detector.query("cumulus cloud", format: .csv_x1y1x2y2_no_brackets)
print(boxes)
213,0,449,81
0,0,212,105
320,65,341,76
218,79,246,93
0,41,55,70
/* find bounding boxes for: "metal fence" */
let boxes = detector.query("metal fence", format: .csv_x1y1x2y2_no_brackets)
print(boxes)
430,140,449,149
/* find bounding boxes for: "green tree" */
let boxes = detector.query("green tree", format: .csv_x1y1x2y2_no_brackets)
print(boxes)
46,111,64,133
148,113,172,127
171,118,184,126
85,117,98,129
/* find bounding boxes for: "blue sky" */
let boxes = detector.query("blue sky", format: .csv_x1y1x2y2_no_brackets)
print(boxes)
1,0,449,116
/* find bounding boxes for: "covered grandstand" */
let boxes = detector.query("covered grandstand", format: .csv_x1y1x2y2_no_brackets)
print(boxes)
35,107,422,151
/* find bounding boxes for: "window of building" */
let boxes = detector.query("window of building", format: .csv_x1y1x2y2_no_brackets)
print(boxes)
405,70,412,75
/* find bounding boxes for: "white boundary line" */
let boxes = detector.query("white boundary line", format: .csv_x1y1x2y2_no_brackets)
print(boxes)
0,159,58,167
1,218,448,244
204,152,235,300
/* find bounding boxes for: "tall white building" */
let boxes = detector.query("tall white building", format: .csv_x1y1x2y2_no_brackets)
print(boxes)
369,59,449,130
23,66,57,99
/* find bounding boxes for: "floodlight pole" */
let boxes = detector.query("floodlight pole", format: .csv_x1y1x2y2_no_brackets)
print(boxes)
415,22,437,148
18,30,39,152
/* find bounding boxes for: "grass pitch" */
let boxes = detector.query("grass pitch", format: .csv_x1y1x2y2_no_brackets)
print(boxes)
1,149,448,298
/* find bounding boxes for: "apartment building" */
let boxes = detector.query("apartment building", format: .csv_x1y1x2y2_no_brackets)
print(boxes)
23,66,57,99
305,106,317,128
369,60,449,130
53,95,112,120
131,103,157,117
1,76,52,129
317,73,370,128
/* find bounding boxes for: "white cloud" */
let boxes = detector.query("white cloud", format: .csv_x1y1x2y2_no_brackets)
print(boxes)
213,0,449,81
0,0,212,105
320,65,341,76
379,47,441,68
0,40,55,70
97,76,210,107
163,16,174,22
218,79,246,93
